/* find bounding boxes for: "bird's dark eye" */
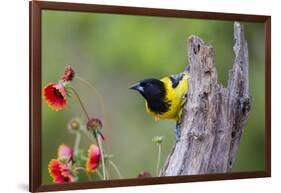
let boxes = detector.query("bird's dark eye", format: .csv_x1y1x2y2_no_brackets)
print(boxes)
141,82,150,87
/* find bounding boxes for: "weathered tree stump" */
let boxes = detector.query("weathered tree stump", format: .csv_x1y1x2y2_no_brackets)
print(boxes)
160,22,251,176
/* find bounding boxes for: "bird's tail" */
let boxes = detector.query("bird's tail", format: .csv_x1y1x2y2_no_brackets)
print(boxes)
184,65,190,73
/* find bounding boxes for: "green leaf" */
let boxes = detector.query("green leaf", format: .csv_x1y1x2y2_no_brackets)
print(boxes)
64,84,73,97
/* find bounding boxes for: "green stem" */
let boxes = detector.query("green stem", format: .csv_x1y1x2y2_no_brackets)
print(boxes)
71,78,107,180
156,144,162,176
95,131,106,180
74,131,81,158
80,155,88,161
105,162,110,179
71,87,90,120
75,76,106,119
109,160,123,179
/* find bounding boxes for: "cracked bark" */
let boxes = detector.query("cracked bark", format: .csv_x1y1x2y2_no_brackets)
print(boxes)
160,22,251,176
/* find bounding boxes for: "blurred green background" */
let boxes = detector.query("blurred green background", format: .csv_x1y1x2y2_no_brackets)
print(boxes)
41,10,265,184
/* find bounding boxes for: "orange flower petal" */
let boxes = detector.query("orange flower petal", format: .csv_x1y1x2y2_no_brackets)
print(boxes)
43,83,67,111
48,159,74,183
86,144,101,172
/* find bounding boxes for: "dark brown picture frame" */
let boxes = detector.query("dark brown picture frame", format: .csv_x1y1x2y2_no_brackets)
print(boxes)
30,0,271,192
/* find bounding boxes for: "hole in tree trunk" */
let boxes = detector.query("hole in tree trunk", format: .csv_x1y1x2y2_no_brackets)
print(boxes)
231,131,236,138
193,44,201,54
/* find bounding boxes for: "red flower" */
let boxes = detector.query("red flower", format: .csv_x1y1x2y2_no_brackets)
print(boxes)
57,144,73,161
86,144,101,172
48,159,74,183
61,65,75,82
137,171,152,178
43,83,67,111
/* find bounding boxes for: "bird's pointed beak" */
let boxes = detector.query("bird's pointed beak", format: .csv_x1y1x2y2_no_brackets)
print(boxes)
129,82,144,92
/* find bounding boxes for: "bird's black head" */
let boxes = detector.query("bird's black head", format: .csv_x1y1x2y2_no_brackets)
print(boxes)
129,78,166,101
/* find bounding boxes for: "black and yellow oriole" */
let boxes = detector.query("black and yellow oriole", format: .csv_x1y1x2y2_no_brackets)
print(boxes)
130,70,189,141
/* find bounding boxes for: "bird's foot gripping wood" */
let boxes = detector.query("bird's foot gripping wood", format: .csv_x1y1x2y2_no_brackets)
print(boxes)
174,92,187,142
175,122,181,142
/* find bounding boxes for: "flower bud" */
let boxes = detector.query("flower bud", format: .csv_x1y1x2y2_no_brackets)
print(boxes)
61,65,75,82
152,136,164,144
57,144,73,161
68,118,81,133
137,171,152,178
87,118,103,132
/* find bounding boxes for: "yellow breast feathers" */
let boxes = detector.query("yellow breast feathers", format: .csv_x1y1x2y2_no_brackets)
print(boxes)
146,72,188,120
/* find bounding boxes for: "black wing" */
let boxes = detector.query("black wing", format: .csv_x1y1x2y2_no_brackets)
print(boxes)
169,73,185,88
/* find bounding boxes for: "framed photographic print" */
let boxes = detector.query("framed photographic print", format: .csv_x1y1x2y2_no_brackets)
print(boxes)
30,0,271,192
